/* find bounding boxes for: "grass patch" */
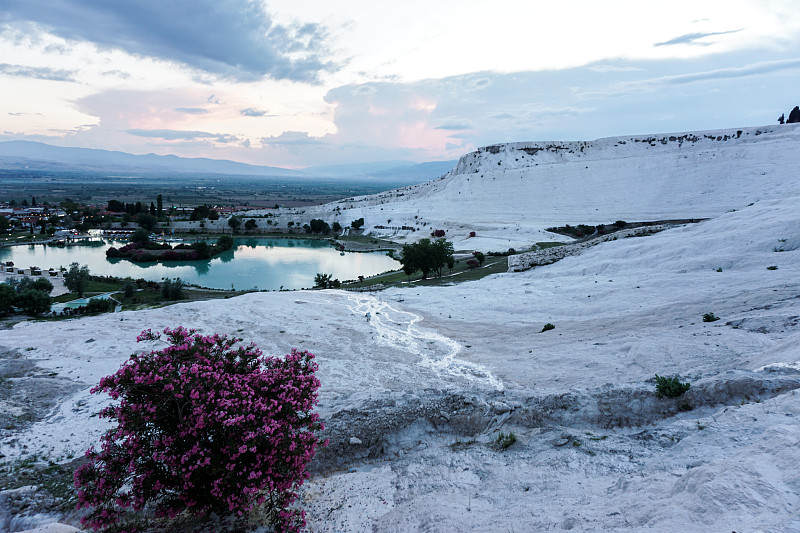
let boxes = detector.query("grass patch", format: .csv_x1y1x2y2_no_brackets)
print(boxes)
535,242,567,249
448,438,477,450
654,374,691,398
350,255,509,289
495,431,517,450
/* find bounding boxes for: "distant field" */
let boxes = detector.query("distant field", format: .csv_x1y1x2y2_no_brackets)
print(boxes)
0,169,407,208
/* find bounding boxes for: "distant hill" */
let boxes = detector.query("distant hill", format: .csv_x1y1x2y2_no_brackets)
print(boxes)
0,140,304,177
0,140,454,186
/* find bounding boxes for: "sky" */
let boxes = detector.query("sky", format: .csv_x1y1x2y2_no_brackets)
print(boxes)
1,0,800,169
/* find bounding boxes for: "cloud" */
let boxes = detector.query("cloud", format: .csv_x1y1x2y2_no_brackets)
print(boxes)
588,64,645,73
8,112,43,116
126,129,239,143
101,70,132,79
654,29,742,47
585,57,800,97
434,123,471,131
240,108,268,117
0,63,76,81
174,107,210,115
2,0,338,82
260,131,324,146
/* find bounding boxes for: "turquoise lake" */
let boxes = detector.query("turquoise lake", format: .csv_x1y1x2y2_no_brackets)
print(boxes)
0,238,399,291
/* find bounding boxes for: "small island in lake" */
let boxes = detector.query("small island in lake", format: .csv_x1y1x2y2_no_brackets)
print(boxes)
106,229,234,262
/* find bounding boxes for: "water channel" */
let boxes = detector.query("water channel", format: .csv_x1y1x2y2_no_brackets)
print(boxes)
0,237,399,291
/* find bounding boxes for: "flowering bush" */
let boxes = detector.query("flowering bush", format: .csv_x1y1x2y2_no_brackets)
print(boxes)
75,327,324,532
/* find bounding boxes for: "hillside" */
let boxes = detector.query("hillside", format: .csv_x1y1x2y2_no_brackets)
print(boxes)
1,125,799,532
271,123,800,250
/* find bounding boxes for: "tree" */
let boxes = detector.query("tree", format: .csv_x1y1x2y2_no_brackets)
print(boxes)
216,234,234,250
244,219,258,232
228,215,243,234
0,284,15,316
74,327,323,533
190,205,214,221
350,218,365,229
192,241,212,259
122,279,136,299
314,272,333,289
309,219,329,234
107,200,125,213
18,276,53,294
64,262,91,297
14,289,51,315
149,202,157,217
131,228,150,244
399,238,454,279
789,106,800,124
160,278,185,300
156,194,163,217
137,213,157,231
0,215,9,232
331,221,342,233
472,251,485,265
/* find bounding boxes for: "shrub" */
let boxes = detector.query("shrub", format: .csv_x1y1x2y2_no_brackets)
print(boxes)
495,431,517,450
541,323,555,332
702,312,719,322
84,297,115,314
160,278,185,300
469,231,476,238
74,327,323,533
431,229,446,238
472,251,485,265
654,374,691,398
350,218,364,229
767,265,778,270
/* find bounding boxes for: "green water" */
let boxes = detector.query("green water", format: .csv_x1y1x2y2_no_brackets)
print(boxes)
0,238,399,291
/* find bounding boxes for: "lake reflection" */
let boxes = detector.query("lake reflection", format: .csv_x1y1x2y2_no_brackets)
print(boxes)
0,237,398,291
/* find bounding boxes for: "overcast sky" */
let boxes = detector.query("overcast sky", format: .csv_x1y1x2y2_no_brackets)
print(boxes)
1,0,799,168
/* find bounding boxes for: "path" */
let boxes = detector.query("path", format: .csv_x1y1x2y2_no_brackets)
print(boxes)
345,293,503,390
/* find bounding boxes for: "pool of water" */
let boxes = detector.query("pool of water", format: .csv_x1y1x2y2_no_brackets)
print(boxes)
0,237,399,291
